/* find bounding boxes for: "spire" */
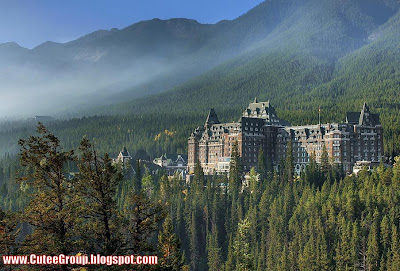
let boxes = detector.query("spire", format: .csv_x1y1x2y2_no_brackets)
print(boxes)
205,108,220,128
121,146,130,157
318,105,321,125
362,102,369,112
359,102,371,126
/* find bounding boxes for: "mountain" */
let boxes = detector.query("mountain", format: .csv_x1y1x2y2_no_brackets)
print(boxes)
0,1,305,117
89,0,400,154
102,0,399,114
1,0,400,157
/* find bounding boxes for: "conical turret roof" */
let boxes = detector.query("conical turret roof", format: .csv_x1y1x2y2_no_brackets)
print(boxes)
205,108,220,127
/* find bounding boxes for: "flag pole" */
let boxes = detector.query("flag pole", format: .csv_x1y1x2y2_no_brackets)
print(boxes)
318,106,321,125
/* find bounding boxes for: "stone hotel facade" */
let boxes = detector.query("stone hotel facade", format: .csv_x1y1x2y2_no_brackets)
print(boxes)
188,99,384,175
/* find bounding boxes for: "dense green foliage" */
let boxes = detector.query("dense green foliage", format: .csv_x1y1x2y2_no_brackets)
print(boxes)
1,124,400,271
1,0,400,158
1,125,186,270
1,1,400,268
159,152,400,271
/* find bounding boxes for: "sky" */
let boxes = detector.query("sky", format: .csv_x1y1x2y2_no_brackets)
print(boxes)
0,0,264,49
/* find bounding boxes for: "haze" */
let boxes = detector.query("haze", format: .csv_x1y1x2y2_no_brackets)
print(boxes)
0,0,264,118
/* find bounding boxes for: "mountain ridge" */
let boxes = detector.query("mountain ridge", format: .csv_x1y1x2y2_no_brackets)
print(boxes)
1,0,400,156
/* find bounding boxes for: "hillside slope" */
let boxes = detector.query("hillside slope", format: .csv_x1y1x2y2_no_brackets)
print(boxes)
0,0,309,117
1,0,400,157
92,0,400,154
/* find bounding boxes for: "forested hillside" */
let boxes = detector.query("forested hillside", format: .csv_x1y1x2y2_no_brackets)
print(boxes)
1,0,399,157
1,0,400,205
92,0,400,156
0,0,309,117
1,127,400,271
1,1,400,268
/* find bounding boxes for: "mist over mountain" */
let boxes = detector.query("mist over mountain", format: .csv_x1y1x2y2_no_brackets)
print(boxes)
5,0,396,118
1,0,400,156
0,0,300,118
99,0,400,117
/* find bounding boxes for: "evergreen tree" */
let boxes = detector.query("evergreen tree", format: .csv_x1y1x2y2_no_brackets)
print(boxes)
0,208,19,268
367,221,380,271
207,227,222,271
193,160,205,189
234,218,253,271
189,207,200,271
380,215,391,257
158,215,186,271
225,235,235,271
134,159,142,193
229,141,242,235
248,167,260,207
18,123,80,259
160,174,170,203
321,144,330,179
392,156,400,187
304,152,320,186
124,193,164,253
285,140,294,182
229,141,242,197
388,225,400,271
77,137,123,255
257,148,266,182
142,167,155,198
335,219,352,270
350,221,361,270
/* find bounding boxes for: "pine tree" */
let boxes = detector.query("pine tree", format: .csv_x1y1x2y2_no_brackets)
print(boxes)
229,141,242,235
134,159,142,193
142,167,155,198
299,235,317,271
305,152,320,186
367,221,380,271
380,215,391,257
335,219,352,270
18,123,80,258
189,208,200,271
350,221,361,270
77,137,123,255
225,235,235,271
0,208,19,267
392,156,400,187
321,144,330,179
388,225,400,271
285,140,294,182
234,218,253,271
160,174,170,203
249,167,260,206
193,160,204,184
229,141,242,198
158,215,185,270
257,148,266,182
124,192,164,253
207,227,222,271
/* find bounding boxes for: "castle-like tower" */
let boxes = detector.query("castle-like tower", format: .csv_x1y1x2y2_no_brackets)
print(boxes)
188,100,384,175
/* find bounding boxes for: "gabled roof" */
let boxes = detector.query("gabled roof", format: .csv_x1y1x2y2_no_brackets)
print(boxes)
132,149,150,161
241,100,289,125
346,103,380,126
346,112,360,124
119,147,131,157
205,108,220,128
154,154,187,162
